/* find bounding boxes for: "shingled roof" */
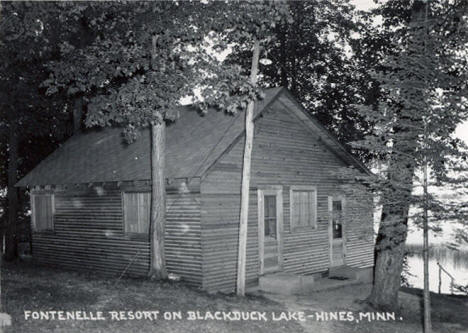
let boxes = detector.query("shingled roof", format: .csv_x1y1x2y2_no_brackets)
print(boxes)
16,87,369,187
17,88,281,186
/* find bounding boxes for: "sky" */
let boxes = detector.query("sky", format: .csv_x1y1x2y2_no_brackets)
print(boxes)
351,0,468,146
350,0,468,246
351,0,468,135
352,0,378,10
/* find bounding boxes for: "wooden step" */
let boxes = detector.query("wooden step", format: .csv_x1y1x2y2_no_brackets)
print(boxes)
263,265,280,274
259,272,315,295
264,251,278,259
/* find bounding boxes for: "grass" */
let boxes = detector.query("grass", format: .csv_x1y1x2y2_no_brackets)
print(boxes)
264,283,468,333
314,285,468,333
399,287,468,330
2,261,468,333
2,261,303,333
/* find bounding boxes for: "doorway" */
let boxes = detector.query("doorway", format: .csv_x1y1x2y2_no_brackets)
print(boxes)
329,196,346,267
258,187,283,275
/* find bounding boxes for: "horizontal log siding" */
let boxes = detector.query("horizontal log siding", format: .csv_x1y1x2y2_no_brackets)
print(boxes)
32,187,150,277
165,192,202,286
31,184,203,286
342,194,374,268
201,191,259,292
201,102,373,292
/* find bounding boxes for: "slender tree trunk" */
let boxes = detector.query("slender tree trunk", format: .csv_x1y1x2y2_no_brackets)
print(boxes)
280,28,288,88
422,130,431,332
148,34,167,279
290,3,300,95
1,0,6,321
149,121,168,279
73,97,83,134
5,121,18,261
422,2,432,331
236,40,260,296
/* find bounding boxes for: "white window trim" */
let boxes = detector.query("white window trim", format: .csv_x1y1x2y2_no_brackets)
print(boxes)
289,185,317,231
30,193,55,232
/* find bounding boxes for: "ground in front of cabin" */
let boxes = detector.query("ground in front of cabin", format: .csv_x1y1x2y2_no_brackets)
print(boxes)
265,284,468,333
2,261,468,333
2,261,301,333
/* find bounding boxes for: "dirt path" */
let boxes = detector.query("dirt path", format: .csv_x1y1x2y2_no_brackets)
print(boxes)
261,283,433,333
263,284,371,333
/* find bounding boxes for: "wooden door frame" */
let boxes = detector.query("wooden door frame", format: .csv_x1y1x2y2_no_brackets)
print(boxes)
328,195,346,267
258,186,283,275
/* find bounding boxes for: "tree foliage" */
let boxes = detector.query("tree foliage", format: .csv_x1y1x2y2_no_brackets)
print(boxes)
0,2,72,190
40,1,292,278
42,1,290,137
344,0,468,310
224,0,382,160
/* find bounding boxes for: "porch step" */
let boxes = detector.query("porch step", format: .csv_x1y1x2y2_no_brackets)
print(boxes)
258,267,373,295
264,251,278,259
263,266,280,274
329,266,373,283
259,273,315,295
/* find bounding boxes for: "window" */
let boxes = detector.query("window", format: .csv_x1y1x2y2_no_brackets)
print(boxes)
123,192,150,234
290,186,317,230
264,195,277,239
31,194,54,232
332,200,343,239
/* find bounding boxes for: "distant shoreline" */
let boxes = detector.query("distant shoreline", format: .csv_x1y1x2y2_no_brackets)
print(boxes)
405,243,468,253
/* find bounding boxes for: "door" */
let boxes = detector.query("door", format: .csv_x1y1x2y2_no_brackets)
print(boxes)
258,187,283,275
329,196,345,267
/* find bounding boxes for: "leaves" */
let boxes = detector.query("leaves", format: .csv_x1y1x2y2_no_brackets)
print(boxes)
346,0,468,250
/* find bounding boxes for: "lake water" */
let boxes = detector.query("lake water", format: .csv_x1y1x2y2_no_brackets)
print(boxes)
405,245,468,294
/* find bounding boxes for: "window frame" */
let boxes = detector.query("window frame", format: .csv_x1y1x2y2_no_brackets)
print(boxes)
289,185,317,232
30,193,55,233
122,191,151,237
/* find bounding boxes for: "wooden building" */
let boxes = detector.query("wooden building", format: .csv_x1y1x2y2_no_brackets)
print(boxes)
17,87,374,292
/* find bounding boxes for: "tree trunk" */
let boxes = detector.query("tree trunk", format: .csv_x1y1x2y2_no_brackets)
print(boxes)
5,121,18,261
149,121,167,280
236,40,260,296
423,138,432,333
73,97,83,134
148,34,167,280
368,145,416,310
368,209,409,310
421,2,432,331
368,1,430,311
280,28,288,88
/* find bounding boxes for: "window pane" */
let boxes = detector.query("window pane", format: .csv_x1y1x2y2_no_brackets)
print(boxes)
45,197,52,229
333,200,342,212
124,193,139,233
33,196,41,230
308,192,315,226
264,195,276,238
124,192,150,234
333,218,342,239
33,195,53,231
332,200,342,239
138,193,150,233
292,190,316,229
292,191,301,226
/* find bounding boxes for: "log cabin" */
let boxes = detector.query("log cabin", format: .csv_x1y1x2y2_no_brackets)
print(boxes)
16,87,374,292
